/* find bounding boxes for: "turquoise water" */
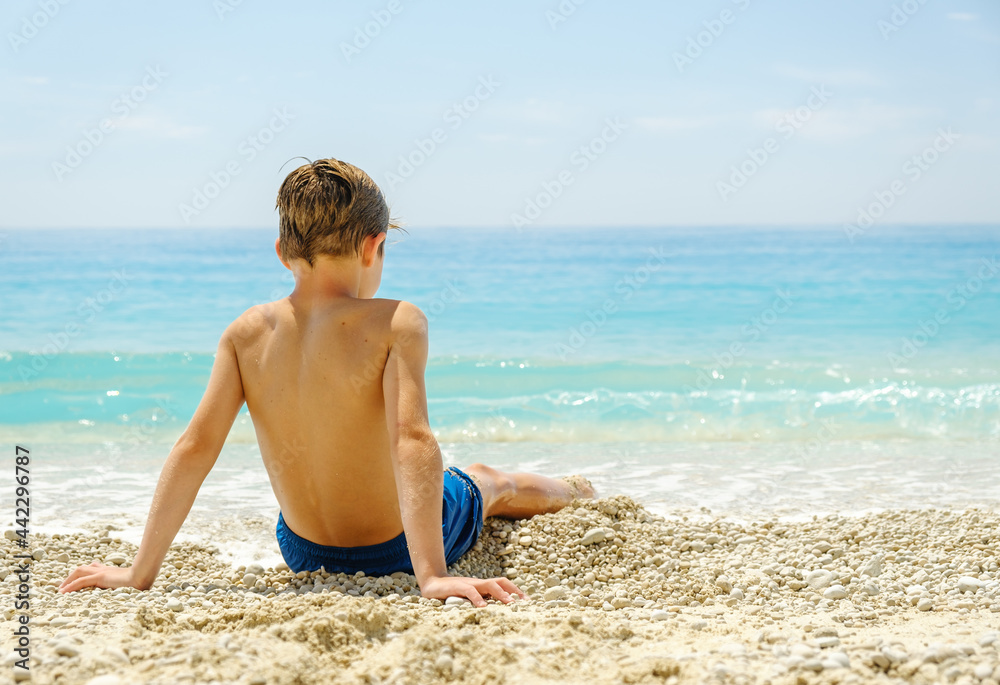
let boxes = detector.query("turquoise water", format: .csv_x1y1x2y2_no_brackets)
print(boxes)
2,227,999,554
3,227,998,443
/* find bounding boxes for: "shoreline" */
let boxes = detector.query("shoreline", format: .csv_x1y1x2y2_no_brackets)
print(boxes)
4,497,999,684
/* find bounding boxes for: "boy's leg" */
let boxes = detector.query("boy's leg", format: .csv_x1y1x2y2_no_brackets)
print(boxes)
462,463,595,520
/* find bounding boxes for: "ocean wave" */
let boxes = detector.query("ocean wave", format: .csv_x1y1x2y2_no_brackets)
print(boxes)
2,352,998,443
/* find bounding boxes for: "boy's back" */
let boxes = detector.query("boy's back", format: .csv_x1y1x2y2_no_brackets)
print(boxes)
233,295,403,548
61,158,590,604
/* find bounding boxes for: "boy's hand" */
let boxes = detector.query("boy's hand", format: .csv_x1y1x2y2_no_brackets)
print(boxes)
420,575,527,607
59,561,145,593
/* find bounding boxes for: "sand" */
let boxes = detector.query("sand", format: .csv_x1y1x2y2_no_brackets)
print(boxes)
4,496,1000,684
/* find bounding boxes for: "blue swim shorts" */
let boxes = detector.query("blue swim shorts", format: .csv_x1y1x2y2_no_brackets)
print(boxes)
275,466,484,575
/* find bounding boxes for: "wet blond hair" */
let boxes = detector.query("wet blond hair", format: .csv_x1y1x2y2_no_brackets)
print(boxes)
276,158,398,264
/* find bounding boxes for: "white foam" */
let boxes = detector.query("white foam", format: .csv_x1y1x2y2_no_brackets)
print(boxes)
22,439,999,566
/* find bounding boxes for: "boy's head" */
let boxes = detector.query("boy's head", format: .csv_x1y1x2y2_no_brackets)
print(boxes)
276,158,397,266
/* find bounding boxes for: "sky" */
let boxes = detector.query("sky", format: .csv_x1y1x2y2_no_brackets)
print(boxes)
1,0,998,229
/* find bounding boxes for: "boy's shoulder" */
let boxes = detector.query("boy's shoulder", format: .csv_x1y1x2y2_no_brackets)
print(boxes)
382,299,427,331
222,298,428,343
222,300,280,345
367,299,429,347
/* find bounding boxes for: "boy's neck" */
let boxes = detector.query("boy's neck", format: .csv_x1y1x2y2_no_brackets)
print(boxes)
288,257,365,302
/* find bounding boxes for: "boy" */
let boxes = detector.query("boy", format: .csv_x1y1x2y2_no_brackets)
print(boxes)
60,158,593,606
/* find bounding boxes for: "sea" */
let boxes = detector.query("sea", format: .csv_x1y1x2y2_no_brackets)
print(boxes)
2,226,998,566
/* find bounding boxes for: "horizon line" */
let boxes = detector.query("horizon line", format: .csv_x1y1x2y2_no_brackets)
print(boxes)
3,222,999,232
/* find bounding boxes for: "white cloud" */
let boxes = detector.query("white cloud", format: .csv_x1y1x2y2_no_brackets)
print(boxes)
954,133,997,148
478,133,548,145
115,116,206,139
947,12,977,21
751,102,936,141
774,64,881,87
494,99,573,125
22,76,49,85
636,115,726,133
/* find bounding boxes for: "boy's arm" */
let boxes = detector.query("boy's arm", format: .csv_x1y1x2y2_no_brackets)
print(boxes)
60,327,246,593
382,302,524,606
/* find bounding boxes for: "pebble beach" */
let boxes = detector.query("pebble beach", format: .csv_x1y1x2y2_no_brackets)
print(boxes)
5,495,1000,685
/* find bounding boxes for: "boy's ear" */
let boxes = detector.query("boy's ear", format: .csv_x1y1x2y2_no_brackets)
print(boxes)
275,238,290,269
363,232,387,266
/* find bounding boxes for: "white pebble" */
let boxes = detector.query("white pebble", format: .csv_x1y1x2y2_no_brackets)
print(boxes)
435,654,454,672
823,585,847,600
103,647,130,664
54,641,80,657
165,598,184,612
957,576,985,593
611,597,630,609
806,570,836,590
823,652,850,669
860,555,883,577
580,528,606,546
86,677,124,685
543,586,568,602
974,663,994,679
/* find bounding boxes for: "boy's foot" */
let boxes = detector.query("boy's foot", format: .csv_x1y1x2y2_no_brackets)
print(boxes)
560,475,595,500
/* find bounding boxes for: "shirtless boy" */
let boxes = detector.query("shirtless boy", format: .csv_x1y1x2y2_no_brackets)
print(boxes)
60,158,593,606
